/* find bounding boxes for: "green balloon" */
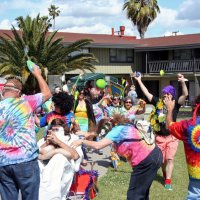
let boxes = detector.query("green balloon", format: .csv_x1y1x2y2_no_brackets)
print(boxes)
96,79,106,89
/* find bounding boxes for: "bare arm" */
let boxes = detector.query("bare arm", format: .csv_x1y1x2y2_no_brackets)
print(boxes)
31,65,52,102
133,73,153,102
163,96,175,129
71,137,113,150
178,74,188,105
47,133,80,160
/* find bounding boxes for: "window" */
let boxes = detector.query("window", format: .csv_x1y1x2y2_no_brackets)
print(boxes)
173,49,193,60
69,48,89,57
109,49,134,63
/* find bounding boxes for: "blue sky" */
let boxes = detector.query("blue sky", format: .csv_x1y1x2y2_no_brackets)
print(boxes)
0,0,200,38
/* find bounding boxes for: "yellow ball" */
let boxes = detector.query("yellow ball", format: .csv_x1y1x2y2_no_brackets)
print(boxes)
160,70,165,76
96,79,106,89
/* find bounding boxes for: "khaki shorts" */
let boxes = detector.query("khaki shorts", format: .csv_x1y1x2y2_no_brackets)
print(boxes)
155,135,179,162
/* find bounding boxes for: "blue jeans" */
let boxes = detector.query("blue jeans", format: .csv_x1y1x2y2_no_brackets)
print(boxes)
187,179,200,200
127,146,163,200
0,159,40,200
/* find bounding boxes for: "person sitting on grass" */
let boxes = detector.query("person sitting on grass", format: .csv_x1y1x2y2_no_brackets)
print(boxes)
164,95,200,200
71,114,162,200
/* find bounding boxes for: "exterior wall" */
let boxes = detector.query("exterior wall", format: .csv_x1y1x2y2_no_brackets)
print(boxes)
90,48,110,65
67,47,133,75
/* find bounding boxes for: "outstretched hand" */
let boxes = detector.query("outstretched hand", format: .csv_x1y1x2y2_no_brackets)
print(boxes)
71,140,83,149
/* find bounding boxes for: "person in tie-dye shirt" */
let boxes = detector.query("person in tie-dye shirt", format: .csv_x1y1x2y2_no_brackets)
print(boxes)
164,95,200,200
71,114,162,200
0,66,51,200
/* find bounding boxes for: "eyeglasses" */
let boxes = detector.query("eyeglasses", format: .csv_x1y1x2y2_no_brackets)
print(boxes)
3,85,21,92
112,97,119,101
125,101,132,104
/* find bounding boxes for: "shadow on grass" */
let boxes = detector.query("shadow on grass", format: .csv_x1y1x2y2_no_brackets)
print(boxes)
154,173,164,186
110,169,131,174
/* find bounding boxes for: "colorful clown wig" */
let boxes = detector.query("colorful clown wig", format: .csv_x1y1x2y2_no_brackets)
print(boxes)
162,85,176,98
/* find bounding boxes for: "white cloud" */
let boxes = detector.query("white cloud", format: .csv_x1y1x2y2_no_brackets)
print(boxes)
0,19,12,29
178,0,200,20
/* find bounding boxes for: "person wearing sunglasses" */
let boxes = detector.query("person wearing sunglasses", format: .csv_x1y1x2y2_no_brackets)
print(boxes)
0,66,51,200
121,96,146,123
104,93,123,117
134,72,188,191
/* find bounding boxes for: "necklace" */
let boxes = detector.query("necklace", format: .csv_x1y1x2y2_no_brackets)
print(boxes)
149,99,166,133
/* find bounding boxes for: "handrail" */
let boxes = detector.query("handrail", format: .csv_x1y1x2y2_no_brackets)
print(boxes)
148,59,200,73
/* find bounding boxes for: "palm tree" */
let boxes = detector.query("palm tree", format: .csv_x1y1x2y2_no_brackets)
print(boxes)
48,4,60,30
123,0,160,38
0,15,97,93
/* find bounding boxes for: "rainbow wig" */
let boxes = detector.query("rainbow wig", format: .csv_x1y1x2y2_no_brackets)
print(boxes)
162,85,176,98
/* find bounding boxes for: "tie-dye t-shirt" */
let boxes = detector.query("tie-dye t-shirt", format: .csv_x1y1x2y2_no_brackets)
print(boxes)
105,125,155,167
0,93,43,167
40,111,74,128
169,117,200,180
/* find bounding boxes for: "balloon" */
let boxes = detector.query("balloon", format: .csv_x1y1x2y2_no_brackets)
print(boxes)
96,79,106,89
160,70,165,76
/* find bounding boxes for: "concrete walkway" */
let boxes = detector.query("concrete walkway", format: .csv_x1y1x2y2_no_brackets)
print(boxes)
81,146,111,178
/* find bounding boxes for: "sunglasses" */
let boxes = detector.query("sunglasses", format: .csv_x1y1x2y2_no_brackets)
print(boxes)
112,97,119,101
125,101,132,104
3,86,21,92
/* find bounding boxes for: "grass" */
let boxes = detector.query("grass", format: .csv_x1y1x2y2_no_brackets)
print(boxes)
95,107,192,200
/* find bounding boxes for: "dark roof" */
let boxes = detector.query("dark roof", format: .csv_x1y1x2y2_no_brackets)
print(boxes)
1,29,200,50
134,33,200,50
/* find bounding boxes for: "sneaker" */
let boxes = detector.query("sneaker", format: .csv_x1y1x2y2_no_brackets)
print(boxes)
165,184,172,190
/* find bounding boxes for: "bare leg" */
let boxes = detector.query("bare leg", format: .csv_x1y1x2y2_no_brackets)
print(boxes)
166,159,174,180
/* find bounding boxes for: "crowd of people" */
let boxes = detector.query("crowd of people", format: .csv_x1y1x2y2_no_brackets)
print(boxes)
0,65,199,200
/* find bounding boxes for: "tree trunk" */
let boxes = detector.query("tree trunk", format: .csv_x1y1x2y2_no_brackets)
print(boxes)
138,25,147,39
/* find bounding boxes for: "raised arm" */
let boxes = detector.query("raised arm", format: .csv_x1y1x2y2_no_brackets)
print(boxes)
163,96,175,129
31,64,52,102
133,73,153,102
178,74,188,105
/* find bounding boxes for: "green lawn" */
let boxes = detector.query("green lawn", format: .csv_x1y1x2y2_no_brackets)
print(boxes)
95,108,191,200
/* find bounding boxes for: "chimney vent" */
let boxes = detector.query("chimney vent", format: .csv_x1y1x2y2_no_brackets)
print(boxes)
111,28,114,36
120,26,125,36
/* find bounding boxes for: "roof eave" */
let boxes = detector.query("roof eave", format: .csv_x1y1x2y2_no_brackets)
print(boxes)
63,42,137,49
134,43,200,52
